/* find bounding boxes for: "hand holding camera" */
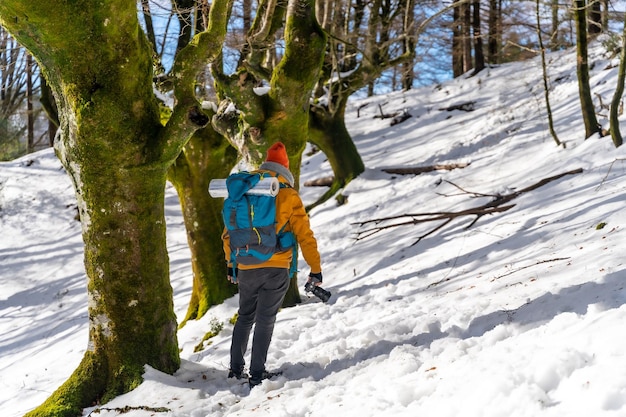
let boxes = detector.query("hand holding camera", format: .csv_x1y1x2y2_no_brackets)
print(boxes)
304,272,331,302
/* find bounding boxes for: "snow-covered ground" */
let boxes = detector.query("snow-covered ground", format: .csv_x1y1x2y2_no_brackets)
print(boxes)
2,37,626,417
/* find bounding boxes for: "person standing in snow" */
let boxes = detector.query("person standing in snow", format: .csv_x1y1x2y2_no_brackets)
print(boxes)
223,142,323,388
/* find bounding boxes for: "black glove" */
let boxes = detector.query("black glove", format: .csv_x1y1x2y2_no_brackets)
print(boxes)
308,272,323,284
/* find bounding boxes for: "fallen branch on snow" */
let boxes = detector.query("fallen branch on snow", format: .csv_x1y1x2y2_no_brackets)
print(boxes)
490,257,572,282
382,162,470,176
304,176,335,187
354,168,583,246
439,101,476,112
88,405,170,415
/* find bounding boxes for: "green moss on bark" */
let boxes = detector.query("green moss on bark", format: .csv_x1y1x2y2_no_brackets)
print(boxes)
307,98,364,209
168,127,239,326
1,2,196,415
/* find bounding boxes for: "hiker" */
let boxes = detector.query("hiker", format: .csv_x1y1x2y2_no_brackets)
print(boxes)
222,142,323,388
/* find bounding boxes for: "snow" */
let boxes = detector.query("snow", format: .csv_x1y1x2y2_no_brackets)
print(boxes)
2,38,626,417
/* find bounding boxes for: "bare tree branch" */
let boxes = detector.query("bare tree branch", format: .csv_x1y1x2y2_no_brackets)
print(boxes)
490,257,571,282
304,176,335,187
354,168,583,245
383,162,470,175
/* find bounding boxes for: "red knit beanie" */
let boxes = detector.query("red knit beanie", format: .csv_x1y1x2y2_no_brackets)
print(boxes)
266,142,289,168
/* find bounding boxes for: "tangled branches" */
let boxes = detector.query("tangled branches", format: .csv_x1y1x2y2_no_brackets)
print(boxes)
354,168,583,246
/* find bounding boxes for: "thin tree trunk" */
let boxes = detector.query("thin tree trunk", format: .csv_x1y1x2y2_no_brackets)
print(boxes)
601,0,609,31
26,53,34,153
574,0,601,139
472,0,485,74
551,0,560,50
609,12,626,148
536,0,562,147
463,0,472,72
402,0,416,90
40,74,59,146
141,0,157,49
453,1,464,76
488,0,500,63
39,74,59,128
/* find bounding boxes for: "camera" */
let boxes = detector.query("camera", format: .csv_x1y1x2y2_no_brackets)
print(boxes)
304,281,332,302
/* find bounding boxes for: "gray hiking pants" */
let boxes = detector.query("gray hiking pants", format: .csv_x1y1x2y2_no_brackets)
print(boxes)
230,267,290,375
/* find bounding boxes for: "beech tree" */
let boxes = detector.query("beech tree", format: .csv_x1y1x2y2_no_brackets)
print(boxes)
211,0,327,306
168,120,239,324
146,0,327,312
143,0,239,325
0,0,233,415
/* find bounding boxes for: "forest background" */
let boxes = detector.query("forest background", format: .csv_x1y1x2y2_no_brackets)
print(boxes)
5,0,626,159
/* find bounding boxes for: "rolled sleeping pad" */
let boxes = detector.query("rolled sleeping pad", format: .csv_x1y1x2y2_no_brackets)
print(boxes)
208,176,280,198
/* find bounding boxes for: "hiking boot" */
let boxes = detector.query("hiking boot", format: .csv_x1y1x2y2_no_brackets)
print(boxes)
228,368,249,380
248,370,283,388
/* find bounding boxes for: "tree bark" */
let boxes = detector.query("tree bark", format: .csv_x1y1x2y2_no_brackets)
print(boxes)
589,0,602,34
168,126,239,326
488,0,501,63
309,96,365,210
0,0,232,414
401,0,417,90
574,0,601,139
609,12,626,148
26,52,34,153
472,0,485,74
463,0,472,73
550,0,560,51
453,0,464,76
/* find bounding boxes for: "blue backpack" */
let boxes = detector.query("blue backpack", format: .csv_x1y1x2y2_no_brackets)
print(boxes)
222,171,296,277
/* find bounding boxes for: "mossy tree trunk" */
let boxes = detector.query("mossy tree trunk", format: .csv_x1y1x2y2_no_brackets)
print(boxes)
0,0,233,415
309,96,364,210
212,0,326,307
168,125,239,326
157,0,239,326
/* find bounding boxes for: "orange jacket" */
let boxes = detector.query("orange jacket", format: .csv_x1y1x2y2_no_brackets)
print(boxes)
222,170,322,274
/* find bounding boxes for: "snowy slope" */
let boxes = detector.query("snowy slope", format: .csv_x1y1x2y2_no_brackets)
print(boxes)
2,38,626,417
